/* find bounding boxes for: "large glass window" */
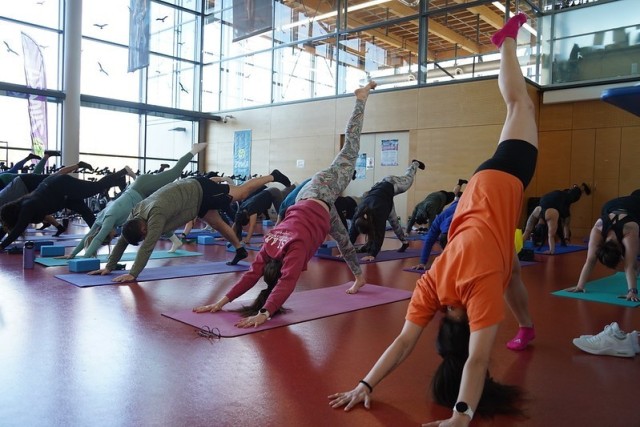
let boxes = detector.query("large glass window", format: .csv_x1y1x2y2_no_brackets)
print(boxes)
0,21,61,90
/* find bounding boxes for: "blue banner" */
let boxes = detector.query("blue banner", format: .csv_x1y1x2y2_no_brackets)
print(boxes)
233,130,252,180
128,0,150,72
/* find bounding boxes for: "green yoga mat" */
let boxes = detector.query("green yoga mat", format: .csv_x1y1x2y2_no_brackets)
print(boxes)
35,249,203,267
552,272,640,307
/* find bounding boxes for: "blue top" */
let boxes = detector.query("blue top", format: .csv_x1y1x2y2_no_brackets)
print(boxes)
419,199,459,264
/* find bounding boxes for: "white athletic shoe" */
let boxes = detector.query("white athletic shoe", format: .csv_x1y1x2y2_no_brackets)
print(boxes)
573,322,635,358
629,330,640,354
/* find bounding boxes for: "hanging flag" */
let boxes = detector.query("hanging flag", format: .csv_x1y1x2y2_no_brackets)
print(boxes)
233,0,273,42
128,0,150,72
233,130,252,182
20,32,48,157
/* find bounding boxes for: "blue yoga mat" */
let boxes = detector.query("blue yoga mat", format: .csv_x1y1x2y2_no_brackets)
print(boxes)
316,249,421,264
55,261,250,287
524,241,587,255
552,272,640,307
36,249,202,267
163,282,412,337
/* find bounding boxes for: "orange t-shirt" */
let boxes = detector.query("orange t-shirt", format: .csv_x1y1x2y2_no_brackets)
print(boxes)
406,169,523,332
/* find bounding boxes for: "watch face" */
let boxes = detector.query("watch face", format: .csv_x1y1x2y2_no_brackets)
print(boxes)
455,402,469,413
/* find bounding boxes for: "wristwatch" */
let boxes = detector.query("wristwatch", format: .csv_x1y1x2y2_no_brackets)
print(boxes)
453,401,474,420
258,308,270,318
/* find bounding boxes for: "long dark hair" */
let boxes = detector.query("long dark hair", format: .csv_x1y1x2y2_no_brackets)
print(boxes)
355,208,375,245
596,240,622,269
431,317,527,418
234,257,286,317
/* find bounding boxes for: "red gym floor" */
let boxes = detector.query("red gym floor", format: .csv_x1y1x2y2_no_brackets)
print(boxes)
0,222,637,427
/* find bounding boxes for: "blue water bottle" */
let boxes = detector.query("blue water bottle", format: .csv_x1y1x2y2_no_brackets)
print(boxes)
23,241,35,269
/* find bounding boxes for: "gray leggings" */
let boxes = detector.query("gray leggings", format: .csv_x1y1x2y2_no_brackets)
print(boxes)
129,152,194,198
296,98,367,276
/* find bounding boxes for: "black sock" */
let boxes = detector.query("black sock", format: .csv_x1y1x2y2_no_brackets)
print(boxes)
226,246,248,265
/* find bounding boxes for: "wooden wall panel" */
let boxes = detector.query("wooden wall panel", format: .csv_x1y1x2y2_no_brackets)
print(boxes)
539,102,573,131
619,126,640,195
270,99,338,139
417,80,505,129
569,129,596,234
593,127,621,181
536,130,572,193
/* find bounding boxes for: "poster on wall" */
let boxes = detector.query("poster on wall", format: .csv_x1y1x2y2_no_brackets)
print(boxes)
355,153,367,179
233,130,252,181
380,139,399,166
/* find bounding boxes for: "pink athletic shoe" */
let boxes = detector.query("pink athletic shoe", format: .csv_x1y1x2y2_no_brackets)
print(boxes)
507,326,535,351
491,12,528,48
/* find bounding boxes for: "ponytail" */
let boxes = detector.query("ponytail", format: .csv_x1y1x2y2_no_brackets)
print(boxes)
234,257,286,317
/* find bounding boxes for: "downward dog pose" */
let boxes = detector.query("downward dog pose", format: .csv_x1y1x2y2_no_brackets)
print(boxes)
0,168,128,250
329,14,537,424
349,160,425,260
63,143,206,259
406,186,459,234
566,195,640,302
193,82,376,327
410,181,465,270
522,183,591,253
88,169,291,282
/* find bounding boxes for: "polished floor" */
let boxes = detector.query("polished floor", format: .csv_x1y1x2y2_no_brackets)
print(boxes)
0,221,638,427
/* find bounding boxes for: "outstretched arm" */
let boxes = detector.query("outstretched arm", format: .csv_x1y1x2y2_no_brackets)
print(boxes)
567,223,601,292
243,213,258,244
329,320,423,410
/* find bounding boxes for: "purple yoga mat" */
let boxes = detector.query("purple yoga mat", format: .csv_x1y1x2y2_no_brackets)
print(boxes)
55,261,250,287
162,282,412,337
316,249,421,263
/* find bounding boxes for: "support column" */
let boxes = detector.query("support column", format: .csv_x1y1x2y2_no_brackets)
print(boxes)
61,0,82,167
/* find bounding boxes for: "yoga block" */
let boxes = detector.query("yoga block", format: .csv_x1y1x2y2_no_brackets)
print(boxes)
262,219,275,227
40,245,65,257
316,245,333,255
34,240,54,251
197,235,216,245
68,258,100,273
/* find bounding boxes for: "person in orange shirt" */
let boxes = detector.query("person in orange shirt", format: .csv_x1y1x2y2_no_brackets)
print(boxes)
329,13,536,425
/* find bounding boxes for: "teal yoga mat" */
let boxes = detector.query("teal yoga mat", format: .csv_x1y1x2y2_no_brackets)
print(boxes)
35,249,202,267
552,272,640,307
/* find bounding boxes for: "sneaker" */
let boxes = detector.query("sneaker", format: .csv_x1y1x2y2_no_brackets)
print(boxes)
27,153,42,161
44,150,61,157
411,159,425,170
629,330,640,354
271,169,291,187
398,242,409,253
572,322,635,358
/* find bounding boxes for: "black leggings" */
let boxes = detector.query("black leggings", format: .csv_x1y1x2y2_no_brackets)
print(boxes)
475,139,537,188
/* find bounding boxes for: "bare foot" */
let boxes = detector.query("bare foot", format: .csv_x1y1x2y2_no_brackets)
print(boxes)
355,80,377,101
191,142,208,155
124,165,137,179
346,282,365,294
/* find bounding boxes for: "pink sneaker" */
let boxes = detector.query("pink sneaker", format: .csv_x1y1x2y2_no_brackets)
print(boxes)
507,326,535,351
491,12,528,48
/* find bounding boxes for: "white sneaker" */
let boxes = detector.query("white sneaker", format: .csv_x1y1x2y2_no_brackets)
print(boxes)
573,322,635,358
629,330,640,354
